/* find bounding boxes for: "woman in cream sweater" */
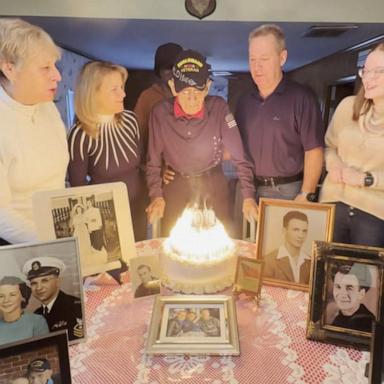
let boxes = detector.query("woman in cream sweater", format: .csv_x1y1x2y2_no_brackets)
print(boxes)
0,18,68,244
320,43,384,247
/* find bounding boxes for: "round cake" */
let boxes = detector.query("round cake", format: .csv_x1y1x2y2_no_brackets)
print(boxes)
160,206,237,294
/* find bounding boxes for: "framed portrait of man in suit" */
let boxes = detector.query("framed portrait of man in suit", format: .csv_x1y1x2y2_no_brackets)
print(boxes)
255,198,335,291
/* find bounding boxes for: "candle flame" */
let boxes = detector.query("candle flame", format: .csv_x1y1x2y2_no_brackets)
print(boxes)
163,205,235,263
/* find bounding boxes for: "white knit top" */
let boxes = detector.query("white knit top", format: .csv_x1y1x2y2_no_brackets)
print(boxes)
0,85,69,243
320,96,384,220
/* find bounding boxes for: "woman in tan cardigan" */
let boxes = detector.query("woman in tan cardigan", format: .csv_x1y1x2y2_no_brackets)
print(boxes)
320,43,384,247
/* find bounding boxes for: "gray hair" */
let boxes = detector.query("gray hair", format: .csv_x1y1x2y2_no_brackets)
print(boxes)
0,18,60,77
248,24,286,52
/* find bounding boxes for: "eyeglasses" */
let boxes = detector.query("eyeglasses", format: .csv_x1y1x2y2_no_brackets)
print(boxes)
358,67,384,79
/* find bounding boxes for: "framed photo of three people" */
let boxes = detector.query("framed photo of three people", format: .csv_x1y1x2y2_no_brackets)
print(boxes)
255,198,335,291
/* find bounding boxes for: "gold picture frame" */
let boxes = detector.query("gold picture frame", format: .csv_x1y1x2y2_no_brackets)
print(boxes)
255,198,335,291
145,295,239,355
233,256,264,300
306,241,384,349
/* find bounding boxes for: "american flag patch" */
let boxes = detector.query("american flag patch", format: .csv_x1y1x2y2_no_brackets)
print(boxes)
225,113,237,129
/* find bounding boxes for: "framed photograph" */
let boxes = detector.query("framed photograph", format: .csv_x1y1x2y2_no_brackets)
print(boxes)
233,256,264,298
145,295,239,355
0,238,86,346
0,330,71,384
255,198,335,290
306,241,384,349
32,182,137,276
369,321,384,384
130,255,161,299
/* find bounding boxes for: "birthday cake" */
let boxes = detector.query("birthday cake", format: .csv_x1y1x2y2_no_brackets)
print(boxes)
160,206,237,294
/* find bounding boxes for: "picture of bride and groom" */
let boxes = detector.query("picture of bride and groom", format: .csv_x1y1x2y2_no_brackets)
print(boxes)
51,193,122,274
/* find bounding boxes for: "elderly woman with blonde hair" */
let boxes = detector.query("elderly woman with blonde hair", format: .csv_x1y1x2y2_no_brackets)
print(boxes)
320,43,384,247
68,61,148,241
0,18,68,245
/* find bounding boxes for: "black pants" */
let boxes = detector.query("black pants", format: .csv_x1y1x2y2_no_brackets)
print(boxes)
333,202,384,248
89,229,104,250
162,166,232,237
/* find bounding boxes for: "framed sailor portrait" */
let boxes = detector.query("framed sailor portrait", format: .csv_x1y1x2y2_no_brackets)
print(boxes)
146,295,239,355
32,182,136,276
255,198,335,291
0,331,71,384
306,241,384,349
0,238,86,346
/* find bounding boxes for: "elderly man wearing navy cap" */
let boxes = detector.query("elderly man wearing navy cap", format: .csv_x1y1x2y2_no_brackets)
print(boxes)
330,262,376,333
27,358,59,384
22,257,83,342
146,49,258,236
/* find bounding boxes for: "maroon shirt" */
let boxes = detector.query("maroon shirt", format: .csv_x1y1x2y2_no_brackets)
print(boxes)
236,76,324,177
146,96,255,199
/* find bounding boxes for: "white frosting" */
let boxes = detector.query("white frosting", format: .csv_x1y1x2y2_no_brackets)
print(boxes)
161,206,237,294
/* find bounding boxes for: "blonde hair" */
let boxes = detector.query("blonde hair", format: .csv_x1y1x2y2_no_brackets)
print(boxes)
248,24,286,52
75,61,128,137
353,43,384,121
0,18,60,78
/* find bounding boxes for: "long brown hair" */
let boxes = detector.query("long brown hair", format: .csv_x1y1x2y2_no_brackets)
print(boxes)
74,61,128,137
353,43,384,121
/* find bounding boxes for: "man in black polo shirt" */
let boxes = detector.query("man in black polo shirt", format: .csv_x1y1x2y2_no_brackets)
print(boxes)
236,24,324,206
146,49,258,236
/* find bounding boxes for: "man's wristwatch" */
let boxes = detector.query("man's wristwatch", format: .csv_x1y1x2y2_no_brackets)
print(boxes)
364,172,374,187
299,191,317,202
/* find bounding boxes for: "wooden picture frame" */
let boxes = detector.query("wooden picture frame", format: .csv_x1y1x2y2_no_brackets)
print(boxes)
233,256,264,300
255,198,335,291
0,331,71,384
145,295,239,355
32,182,136,277
0,238,86,345
369,321,384,384
306,241,384,349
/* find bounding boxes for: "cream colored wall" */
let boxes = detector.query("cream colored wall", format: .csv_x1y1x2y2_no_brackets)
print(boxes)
1,0,383,22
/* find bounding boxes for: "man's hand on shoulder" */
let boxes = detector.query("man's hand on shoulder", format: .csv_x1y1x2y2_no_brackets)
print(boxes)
162,166,175,185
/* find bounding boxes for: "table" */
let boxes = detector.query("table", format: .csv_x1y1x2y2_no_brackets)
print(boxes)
69,239,369,384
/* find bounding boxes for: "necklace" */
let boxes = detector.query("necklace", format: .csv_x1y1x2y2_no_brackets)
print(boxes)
4,311,23,323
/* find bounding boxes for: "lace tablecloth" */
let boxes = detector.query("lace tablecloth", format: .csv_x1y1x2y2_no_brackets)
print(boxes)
69,239,369,384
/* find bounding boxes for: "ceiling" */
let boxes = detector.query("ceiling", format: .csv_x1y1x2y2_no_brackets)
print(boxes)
19,16,384,72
